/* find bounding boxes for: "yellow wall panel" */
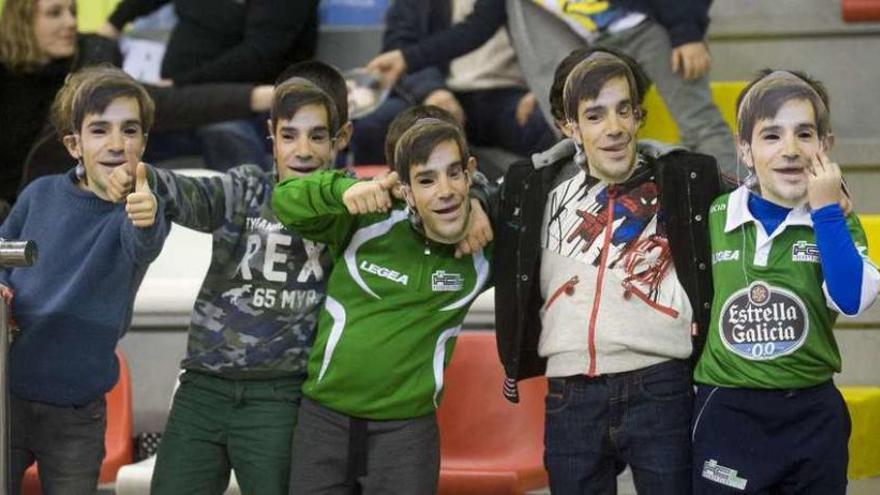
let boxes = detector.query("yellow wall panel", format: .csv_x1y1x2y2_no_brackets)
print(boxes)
639,81,747,144
0,0,121,33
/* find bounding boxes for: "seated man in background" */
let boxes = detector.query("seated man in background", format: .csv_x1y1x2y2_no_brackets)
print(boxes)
99,0,318,85
692,69,880,494
352,0,556,178
274,118,493,494
0,66,169,495
97,0,321,171
0,0,275,215
367,0,743,180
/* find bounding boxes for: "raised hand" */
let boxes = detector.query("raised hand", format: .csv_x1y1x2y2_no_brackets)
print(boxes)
342,172,399,215
671,41,711,81
125,162,158,228
366,50,407,88
807,152,844,210
106,154,136,203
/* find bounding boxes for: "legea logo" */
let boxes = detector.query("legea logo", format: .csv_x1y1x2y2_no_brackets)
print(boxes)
359,260,409,285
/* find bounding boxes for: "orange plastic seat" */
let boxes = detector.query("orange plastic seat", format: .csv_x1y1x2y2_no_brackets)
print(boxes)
437,331,548,495
351,164,390,179
842,0,880,22
22,349,134,494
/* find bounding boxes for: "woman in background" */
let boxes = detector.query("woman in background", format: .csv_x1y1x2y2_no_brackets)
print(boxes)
0,0,273,218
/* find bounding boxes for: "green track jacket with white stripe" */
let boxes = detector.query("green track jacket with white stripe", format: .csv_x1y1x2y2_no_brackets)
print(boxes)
272,170,493,420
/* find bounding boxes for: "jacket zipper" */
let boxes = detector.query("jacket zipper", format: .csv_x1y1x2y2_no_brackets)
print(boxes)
587,190,615,376
544,275,580,310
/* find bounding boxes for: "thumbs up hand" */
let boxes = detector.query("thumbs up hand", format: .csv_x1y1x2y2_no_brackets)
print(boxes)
107,161,135,203
342,172,398,215
125,162,157,228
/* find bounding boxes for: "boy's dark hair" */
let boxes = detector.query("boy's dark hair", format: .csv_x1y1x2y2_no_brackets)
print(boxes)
270,78,340,136
562,51,649,124
551,46,651,124
384,105,458,167
276,60,349,124
736,69,831,144
393,119,469,184
52,65,155,138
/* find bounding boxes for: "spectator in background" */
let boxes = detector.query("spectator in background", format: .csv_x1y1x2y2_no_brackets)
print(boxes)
97,0,321,171
0,0,274,218
367,0,745,181
98,0,318,85
351,0,556,178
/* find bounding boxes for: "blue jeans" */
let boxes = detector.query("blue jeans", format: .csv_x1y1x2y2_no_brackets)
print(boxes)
9,395,107,495
544,359,693,495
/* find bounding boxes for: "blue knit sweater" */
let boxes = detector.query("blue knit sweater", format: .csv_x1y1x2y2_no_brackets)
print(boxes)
0,170,169,405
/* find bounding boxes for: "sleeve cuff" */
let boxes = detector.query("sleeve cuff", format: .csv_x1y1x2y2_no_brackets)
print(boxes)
811,203,845,224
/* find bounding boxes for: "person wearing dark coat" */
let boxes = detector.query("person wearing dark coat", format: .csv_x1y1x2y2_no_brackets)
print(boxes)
0,0,272,217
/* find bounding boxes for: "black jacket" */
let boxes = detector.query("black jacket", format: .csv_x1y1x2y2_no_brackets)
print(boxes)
493,147,719,388
109,0,318,85
2,35,258,201
382,0,458,103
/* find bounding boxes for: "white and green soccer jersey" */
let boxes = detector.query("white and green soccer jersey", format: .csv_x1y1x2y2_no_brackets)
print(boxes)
695,186,877,389
272,171,492,420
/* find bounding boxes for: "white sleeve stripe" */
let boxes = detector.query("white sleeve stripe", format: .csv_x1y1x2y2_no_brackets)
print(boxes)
859,259,880,313
825,257,880,317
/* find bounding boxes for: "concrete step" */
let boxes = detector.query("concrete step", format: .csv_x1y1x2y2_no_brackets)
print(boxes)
707,0,880,169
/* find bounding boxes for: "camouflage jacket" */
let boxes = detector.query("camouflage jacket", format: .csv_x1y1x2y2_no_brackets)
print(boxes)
153,165,330,379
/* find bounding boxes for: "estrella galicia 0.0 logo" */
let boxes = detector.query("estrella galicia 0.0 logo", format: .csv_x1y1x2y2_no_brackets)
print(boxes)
719,281,809,360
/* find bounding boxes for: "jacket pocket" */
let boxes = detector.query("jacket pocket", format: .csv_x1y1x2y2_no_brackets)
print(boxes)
543,275,579,311
545,378,571,414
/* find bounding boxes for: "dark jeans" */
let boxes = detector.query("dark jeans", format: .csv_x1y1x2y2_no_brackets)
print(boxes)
9,395,107,495
692,381,850,494
145,116,272,172
544,359,693,495
351,86,557,165
289,397,440,495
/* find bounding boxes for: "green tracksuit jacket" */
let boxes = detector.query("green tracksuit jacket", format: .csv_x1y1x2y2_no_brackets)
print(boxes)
272,170,492,420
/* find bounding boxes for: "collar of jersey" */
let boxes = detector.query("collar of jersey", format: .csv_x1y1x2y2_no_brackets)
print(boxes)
724,185,813,236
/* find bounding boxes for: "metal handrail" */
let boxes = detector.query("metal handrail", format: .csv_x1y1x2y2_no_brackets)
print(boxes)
1,239,37,492
1,300,9,492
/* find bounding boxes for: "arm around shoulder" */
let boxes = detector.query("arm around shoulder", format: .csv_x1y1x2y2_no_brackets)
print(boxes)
271,171,360,246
